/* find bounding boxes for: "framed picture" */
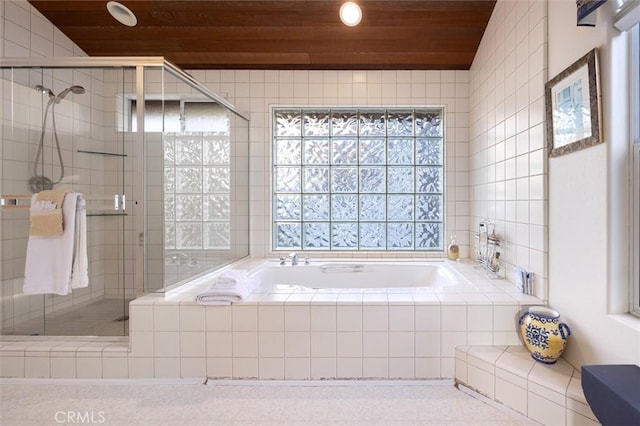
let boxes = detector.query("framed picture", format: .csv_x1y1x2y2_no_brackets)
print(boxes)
545,48,602,158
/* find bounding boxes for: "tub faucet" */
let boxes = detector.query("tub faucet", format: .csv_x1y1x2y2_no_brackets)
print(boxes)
289,252,298,266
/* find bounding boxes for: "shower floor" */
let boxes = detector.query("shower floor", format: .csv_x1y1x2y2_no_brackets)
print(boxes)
2,298,132,336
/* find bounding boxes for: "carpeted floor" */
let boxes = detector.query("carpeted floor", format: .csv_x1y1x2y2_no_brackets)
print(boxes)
0,380,535,426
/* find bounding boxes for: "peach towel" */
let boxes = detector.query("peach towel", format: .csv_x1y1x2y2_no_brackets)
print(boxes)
29,189,70,236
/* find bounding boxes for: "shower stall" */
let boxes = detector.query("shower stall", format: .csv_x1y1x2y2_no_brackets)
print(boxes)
0,58,250,336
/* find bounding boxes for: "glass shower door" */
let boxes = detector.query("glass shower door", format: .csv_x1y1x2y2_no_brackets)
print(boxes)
0,65,131,336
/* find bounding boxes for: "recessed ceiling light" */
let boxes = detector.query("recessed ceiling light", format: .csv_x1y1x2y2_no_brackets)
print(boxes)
340,2,362,27
107,1,137,27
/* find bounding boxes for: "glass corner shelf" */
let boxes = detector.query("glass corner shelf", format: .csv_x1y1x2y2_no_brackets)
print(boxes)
77,149,127,157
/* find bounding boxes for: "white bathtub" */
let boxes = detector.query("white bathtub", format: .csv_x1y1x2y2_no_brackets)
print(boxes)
254,260,472,290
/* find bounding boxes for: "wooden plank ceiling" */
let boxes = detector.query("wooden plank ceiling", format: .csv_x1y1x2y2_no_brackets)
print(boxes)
28,0,496,70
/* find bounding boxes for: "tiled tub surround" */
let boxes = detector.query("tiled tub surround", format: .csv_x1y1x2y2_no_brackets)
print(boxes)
0,258,541,379
456,345,598,426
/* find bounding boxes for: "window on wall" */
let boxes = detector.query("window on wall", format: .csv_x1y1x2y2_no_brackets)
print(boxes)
272,108,444,251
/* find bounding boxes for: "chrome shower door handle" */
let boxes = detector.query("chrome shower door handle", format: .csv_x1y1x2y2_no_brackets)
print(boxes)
113,194,126,211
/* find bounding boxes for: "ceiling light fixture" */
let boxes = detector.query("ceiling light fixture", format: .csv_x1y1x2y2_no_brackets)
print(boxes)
106,1,137,27
340,2,362,27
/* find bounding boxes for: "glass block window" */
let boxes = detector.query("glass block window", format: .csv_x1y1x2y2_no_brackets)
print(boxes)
164,129,231,250
273,108,444,251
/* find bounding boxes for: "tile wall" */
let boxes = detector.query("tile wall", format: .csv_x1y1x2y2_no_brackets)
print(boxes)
469,0,549,299
187,69,473,260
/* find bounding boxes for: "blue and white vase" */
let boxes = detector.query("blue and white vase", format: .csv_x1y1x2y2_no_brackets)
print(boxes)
519,306,571,364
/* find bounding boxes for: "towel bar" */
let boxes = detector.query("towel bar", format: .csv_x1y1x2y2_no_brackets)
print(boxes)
1,194,126,211
0,194,32,209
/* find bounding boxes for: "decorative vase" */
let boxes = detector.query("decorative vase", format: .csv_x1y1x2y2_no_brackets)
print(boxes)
519,306,571,364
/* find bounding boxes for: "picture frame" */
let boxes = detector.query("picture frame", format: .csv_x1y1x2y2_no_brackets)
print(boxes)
545,48,602,158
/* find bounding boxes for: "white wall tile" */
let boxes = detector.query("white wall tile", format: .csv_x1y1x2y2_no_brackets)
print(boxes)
128,357,153,378
416,332,441,357
337,305,362,331
258,305,284,331
180,331,206,357
153,331,180,357
233,358,258,379
363,332,389,357
441,332,467,357
25,356,50,378
415,305,441,331
417,358,441,379
389,332,414,357
337,332,362,357
180,305,206,331
259,357,284,379
232,305,257,331
130,305,154,331
470,0,548,298
284,305,310,331
206,331,232,357
205,306,231,331
310,305,336,331
311,358,337,379
130,331,154,357
154,357,180,378
258,331,284,358
102,357,127,379
493,305,520,331
284,332,310,357
363,305,388,331
285,358,310,379
337,357,362,378
467,305,493,331
389,358,415,379
363,358,388,378
207,357,232,378
154,305,180,331
528,391,566,426
232,332,258,358
441,306,467,331
389,305,414,331
181,357,206,377
311,332,336,357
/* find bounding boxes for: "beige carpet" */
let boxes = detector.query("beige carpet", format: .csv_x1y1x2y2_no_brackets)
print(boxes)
0,380,535,426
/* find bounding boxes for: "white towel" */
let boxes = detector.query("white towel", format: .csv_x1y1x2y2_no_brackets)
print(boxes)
195,269,260,305
23,192,89,295
70,195,88,290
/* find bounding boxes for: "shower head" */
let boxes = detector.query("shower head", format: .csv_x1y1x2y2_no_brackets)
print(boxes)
54,85,86,103
35,85,55,99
